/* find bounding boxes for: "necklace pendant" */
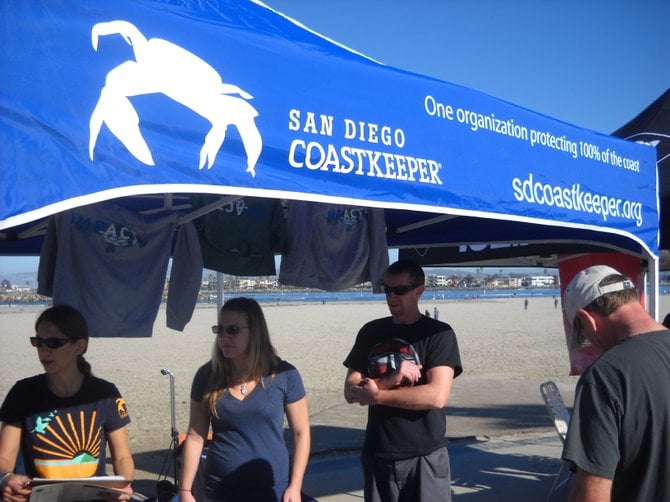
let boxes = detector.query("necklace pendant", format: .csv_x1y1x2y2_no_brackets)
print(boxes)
241,383,248,395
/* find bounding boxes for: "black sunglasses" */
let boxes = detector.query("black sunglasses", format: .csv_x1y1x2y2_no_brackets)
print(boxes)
381,284,421,296
30,336,72,349
211,324,249,336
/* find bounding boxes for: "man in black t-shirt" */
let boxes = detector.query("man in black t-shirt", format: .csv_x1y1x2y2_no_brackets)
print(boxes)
343,260,462,502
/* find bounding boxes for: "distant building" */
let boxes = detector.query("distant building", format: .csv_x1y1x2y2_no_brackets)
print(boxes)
529,275,556,287
426,275,451,287
233,278,257,290
1,279,32,292
254,278,278,289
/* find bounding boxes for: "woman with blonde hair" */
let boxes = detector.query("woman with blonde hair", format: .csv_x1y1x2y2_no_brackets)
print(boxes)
180,297,310,501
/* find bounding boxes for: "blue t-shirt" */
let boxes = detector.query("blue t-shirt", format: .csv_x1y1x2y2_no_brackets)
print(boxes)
191,360,306,501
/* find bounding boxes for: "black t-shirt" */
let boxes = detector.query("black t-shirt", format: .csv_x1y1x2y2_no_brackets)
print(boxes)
0,373,130,478
343,315,462,459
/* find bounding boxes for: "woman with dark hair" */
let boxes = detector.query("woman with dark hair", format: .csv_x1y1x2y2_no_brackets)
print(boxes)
180,297,310,502
0,304,134,501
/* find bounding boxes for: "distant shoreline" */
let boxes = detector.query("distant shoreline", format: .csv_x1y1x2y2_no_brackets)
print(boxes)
0,295,554,315
0,286,562,312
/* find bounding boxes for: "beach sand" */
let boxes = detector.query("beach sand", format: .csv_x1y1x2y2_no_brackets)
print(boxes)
3,294,669,495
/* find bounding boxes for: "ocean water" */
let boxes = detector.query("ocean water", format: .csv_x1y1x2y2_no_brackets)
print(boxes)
218,288,561,304
2,288,561,308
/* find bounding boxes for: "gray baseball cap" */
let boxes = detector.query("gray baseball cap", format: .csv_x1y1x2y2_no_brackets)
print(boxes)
563,265,635,326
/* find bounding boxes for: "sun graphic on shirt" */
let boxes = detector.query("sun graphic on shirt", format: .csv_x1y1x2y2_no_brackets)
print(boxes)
32,410,102,478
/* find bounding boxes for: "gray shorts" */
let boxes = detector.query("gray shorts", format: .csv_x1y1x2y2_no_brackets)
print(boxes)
362,446,452,502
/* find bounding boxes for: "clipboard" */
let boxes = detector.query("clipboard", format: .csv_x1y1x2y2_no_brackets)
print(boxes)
28,476,131,502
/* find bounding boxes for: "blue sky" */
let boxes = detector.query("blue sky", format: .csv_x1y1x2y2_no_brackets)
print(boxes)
263,0,670,133
2,0,669,276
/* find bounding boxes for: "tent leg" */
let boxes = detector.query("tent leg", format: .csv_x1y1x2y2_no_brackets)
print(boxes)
648,255,659,320
216,272,224,314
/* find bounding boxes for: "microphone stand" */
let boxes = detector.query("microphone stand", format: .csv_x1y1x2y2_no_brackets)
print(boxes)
159,368,179,489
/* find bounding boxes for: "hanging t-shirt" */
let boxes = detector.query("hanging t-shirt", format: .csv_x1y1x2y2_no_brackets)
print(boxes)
0,373,130,478
279,202,388,292
37,201,202,337
191,196,288,276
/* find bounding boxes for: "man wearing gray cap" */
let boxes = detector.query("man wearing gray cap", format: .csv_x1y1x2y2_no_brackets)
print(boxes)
561,264,670,501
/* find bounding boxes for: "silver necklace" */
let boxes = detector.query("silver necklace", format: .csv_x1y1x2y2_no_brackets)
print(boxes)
240,382,248,395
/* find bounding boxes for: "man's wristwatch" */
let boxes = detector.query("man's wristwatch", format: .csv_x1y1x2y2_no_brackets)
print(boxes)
0,471,13,490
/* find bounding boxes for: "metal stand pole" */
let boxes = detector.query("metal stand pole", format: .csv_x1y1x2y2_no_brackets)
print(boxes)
160,368,179,488
216,271,224,312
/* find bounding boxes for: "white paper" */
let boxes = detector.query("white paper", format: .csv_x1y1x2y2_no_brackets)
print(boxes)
28,477,129,502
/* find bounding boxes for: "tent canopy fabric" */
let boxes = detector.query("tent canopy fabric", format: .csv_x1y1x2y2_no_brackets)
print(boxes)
613,88,670,250
401,87,670,269
0,0,659,271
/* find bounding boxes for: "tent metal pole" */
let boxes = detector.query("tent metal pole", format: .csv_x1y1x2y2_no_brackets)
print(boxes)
177,196,242,225
217,272,224,314
394,214,457,234
648,253,659,321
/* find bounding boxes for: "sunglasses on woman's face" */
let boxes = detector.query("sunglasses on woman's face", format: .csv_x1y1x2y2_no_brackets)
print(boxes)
211,324,248,336
30,336,72,349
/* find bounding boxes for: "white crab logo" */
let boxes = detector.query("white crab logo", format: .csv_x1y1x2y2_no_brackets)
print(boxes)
89,21,262,176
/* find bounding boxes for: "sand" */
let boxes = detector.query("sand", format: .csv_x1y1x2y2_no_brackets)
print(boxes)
2,294,669,494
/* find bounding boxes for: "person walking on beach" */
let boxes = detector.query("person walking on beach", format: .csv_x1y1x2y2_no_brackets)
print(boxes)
343,260,462,502
0,304,135,501
561,265,670,501
180,297,310,502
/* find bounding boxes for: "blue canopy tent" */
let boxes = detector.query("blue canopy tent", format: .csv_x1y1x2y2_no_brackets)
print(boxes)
401,88,670,271
0,1,660,313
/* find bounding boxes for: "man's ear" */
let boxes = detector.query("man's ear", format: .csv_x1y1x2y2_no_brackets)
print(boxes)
575,308,597,332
